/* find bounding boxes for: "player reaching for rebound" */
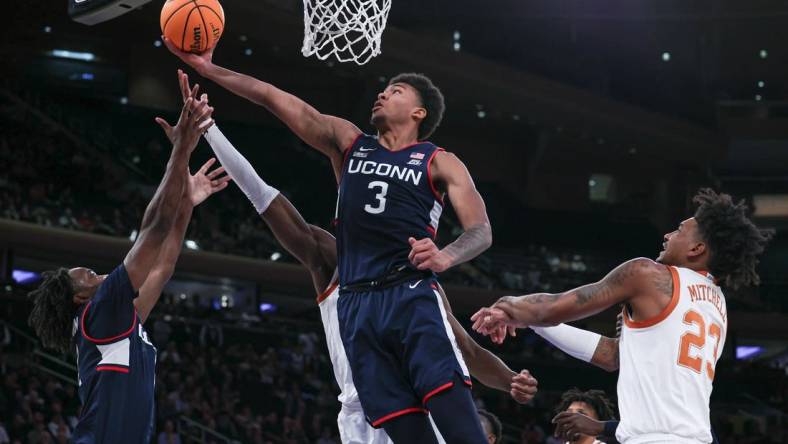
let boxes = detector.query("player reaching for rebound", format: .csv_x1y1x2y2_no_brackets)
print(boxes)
175,71,538,444
27,92,226,444
473,189,772,444
167,41,493,443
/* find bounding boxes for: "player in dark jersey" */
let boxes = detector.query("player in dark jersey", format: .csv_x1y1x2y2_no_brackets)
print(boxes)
27,93,226,444
174,71,538,416
168,44,493,443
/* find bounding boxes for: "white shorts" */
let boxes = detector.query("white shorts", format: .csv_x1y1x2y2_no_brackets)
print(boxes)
338,404,392,444
337,404,446,444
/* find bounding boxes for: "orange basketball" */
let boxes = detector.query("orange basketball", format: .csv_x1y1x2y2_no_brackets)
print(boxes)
160,0,225,54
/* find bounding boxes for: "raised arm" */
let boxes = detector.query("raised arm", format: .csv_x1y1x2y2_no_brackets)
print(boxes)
472,258,673,338
261,197,338,294
166,43,361,176
176,70,338,292
123,96,213,290
436,284,537,403
408,152,492,273
135,159,230,323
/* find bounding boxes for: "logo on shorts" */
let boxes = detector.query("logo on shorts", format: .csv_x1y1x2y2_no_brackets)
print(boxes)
409,280,423,289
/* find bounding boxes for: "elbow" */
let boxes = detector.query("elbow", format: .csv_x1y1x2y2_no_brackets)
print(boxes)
303,253,327,276
482,223,493,250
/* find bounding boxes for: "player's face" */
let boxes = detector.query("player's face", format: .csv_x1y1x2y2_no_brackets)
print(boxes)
370,83,425,128
657,217,701,265
68,267,107,301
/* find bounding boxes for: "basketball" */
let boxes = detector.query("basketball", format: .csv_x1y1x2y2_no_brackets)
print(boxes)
160,0,225,54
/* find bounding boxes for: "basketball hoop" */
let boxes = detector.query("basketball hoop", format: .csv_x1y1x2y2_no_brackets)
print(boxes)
301,0,392,65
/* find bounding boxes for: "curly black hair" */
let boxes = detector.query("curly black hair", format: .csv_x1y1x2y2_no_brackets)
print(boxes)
693,188,773,289
389,73,445,140
477,409,503,444
555,388,617,421
27,268,78,354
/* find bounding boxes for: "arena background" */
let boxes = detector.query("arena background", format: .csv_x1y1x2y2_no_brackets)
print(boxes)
1,0,787,443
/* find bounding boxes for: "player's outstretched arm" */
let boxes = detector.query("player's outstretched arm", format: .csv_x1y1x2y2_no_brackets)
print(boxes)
166,41,361,168
472,258,669,340
408,152,492,273
175,70,338,291
135,159,230,323
124,96,213,291
532,323,619,372
435,284,538,403
261,198,338,294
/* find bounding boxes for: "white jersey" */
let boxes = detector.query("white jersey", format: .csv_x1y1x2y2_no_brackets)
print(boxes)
317,281,446,444
616,266,727,444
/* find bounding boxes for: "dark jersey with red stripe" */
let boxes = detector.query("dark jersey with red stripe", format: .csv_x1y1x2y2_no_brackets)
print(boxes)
336,134,444,286
72,265,156,444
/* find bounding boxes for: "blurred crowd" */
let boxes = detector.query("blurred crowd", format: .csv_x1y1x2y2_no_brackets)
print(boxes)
0,286,785,444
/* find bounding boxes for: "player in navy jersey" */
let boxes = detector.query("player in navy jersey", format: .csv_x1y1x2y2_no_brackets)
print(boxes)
167,44,493,443
174,70,539,443
27,91,227,444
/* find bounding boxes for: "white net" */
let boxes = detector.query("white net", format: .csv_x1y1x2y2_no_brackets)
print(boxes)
301,0,392,65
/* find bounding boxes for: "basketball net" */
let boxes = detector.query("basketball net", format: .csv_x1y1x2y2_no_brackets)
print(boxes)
301,0,392,65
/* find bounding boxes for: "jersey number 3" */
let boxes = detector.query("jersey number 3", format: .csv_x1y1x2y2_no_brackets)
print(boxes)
364,181,388,214
677,309,723,380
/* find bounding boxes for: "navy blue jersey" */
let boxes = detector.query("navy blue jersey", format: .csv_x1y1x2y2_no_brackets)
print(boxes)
72,265,157,444
337,134,444,285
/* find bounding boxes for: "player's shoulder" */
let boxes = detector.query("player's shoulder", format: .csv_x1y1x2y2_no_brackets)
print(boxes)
613,258,674,298
431,149,463,171
611,258,670,283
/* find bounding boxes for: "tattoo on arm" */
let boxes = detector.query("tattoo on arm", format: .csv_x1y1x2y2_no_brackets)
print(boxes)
592,337,620,372
524,293,562,304
653,267,674,298
442,223,492,267
572,259,650,306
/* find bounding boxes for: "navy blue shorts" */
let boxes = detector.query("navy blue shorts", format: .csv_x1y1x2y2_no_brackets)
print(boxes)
337,277,472,428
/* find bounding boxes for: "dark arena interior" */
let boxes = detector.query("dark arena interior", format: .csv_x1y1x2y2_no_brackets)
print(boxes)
1,1,787,443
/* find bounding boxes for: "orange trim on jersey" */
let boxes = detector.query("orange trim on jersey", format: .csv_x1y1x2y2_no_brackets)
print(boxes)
316,281,339,304
426,148,446,205
81,301,137,344
624,265,680,329
371,407,428,427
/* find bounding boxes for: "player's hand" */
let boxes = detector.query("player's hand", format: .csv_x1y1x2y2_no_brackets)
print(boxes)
163,36,215,75
178,69,200,104
188,158,231,206
552,412,605,442
155,95,214,154
510,369,538,404
470,306,514,343
408,237,453,273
